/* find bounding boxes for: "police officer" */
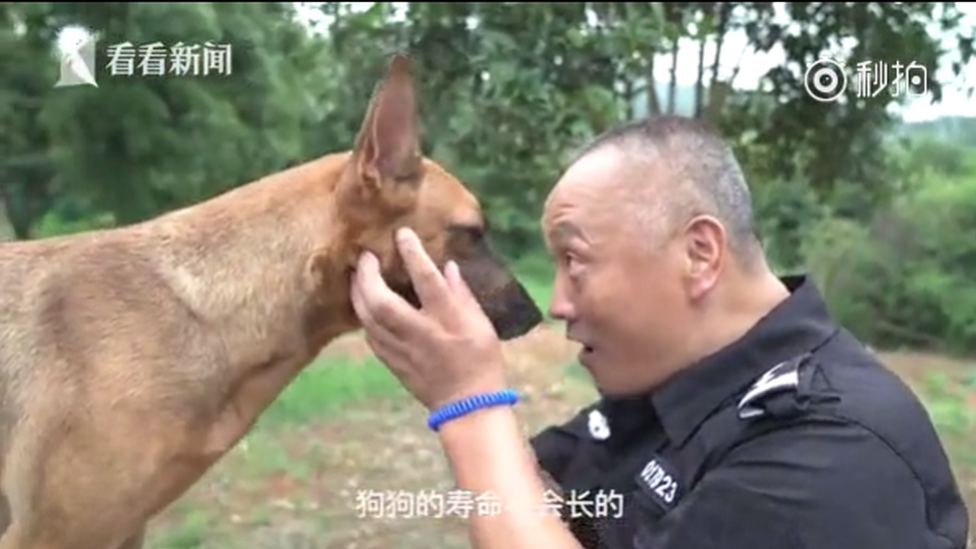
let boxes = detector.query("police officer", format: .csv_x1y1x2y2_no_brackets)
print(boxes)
349,115,970,549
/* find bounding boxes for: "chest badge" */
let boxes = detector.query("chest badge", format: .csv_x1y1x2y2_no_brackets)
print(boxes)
636,455,681,510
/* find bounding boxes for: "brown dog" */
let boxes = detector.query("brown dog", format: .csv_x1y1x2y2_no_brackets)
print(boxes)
0,54,542,549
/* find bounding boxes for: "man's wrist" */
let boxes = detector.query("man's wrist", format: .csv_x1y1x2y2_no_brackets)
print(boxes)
437,405,516,446
427,370,509,412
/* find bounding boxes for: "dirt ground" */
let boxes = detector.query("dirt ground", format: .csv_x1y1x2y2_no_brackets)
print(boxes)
145,326,976,549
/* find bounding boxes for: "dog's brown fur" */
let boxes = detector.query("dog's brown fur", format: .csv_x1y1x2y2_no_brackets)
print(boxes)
0,55,542,549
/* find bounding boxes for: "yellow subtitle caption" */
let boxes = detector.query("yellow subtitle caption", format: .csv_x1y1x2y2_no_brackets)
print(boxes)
353,488,625,519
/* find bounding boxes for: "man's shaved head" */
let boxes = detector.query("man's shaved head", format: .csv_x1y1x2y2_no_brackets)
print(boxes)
542,115,788,396
569,115,759,266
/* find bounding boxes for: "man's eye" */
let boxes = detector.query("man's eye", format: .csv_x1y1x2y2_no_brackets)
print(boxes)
566,255,583,273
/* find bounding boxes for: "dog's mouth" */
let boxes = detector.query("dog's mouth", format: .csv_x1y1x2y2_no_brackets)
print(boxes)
388,280,542,341
380,260,543,341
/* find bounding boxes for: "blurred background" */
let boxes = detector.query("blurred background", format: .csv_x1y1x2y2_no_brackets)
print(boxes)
2,2,975,548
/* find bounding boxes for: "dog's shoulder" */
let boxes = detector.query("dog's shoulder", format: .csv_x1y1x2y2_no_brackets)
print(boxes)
1,228,158,317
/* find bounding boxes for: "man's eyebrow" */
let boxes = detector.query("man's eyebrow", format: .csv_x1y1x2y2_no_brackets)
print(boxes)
548,221,584,246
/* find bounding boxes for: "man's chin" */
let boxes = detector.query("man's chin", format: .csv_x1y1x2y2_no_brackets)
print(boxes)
594,384,630,398
578,350,640,397
578,350,612,387
582,368,622,398
589,371,648,399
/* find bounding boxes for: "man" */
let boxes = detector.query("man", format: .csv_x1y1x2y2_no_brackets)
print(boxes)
349,115,970,549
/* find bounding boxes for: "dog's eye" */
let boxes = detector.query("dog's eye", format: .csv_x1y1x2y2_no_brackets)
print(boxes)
447,224,484,244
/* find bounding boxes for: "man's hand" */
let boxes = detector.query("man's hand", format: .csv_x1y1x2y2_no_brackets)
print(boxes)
352,229,583,549
350,227,507,410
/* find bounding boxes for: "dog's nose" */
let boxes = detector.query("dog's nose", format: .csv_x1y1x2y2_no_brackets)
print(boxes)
481,280,544,340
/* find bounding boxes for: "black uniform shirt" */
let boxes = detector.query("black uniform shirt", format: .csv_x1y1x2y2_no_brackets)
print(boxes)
530,275,970,549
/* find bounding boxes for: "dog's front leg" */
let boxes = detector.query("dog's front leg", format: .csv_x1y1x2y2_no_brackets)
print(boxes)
0,526,142,549
0,397,201,549
202,358,307,458
114,526,144,549
0,495,9,542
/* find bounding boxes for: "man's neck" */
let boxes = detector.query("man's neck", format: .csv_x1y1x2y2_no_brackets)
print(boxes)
608,270,791,398
683,270,791,372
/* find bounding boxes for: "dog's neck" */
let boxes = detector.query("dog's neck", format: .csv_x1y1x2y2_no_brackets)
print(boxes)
145,152,362,366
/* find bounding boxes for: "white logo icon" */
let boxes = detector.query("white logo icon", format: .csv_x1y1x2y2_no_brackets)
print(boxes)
804,57,848,103
54,26,98,88
737,358,802,419
587,409,610,440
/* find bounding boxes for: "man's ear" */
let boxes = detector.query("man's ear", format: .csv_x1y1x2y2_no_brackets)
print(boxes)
682,214,725,300
352,53,422,189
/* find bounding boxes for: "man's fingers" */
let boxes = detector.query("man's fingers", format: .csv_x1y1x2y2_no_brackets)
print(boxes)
350,274,378,328
353,251,425,336
394,228,451,314
444,260,483,312
363,328,412,366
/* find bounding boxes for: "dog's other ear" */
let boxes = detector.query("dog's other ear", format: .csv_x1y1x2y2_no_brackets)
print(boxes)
352,53,422,189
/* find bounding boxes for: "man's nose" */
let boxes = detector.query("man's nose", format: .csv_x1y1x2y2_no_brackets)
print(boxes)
547,274,576,321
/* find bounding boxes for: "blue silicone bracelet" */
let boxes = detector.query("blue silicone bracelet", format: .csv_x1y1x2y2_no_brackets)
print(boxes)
426,389,520,431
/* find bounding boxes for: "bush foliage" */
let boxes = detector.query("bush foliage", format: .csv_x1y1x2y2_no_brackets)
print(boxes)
800,140,976,355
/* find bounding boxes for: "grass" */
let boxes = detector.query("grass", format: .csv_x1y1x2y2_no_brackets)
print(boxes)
920,370,976,469
256,354,405,429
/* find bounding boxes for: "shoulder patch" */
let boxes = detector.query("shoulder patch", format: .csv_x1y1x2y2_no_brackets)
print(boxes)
737,353,809,419
587,409,611,440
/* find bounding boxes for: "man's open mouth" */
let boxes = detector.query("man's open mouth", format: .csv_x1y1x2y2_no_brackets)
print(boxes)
568,334,594,353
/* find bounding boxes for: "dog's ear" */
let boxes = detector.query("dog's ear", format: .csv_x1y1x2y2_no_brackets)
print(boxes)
352,53,422,189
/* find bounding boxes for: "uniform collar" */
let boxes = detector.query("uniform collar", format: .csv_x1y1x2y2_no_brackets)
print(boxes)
599,275,837,447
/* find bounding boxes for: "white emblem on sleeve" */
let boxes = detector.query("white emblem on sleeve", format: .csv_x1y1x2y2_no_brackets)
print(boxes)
737,357,802,419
